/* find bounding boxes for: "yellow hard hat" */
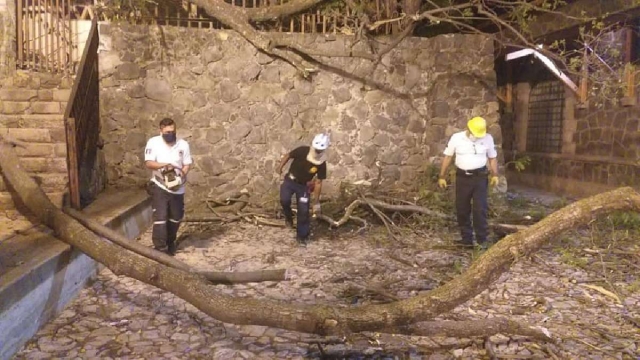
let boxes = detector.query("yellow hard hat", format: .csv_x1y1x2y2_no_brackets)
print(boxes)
467,116,487,138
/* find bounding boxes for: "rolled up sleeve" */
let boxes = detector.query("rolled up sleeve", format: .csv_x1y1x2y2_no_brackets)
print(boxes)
182,143,193,166
443,136,456,157
486,136,498,159
144,139,156,162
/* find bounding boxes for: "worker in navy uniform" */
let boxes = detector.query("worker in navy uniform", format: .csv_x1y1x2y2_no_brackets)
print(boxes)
438,117,499,247
277,133,330,245
144,118,193,255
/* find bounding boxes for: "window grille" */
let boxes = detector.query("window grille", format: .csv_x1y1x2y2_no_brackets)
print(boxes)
526,80,565,153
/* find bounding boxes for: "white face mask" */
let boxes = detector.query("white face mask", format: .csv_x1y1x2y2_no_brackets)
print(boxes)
307,148,327,165
468,134,477,141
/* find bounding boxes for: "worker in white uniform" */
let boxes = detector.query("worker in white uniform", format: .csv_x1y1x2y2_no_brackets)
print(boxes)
144,118,193,255
438,116,499,247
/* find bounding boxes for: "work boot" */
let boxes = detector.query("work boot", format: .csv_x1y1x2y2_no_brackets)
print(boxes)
154,245,168,253
474,239,489,250
458,238,474,247
296,236,308,247
285,218,294,229
167,242,177,256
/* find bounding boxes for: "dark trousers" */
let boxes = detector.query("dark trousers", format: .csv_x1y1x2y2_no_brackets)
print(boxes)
151,183,185,251
455,170,489,244
280,177,311,240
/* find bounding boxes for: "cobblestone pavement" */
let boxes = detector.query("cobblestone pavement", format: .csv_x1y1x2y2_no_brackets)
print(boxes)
13,219,640,359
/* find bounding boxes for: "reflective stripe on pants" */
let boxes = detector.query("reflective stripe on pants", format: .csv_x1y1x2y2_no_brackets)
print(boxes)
151,183,185,249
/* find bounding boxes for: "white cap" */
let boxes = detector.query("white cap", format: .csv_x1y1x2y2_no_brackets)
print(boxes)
312,133,330,150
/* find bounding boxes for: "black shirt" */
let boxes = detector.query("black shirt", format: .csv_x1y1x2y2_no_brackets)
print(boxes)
286,146,327,184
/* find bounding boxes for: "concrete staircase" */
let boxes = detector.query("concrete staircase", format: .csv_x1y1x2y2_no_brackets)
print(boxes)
0,72,72,211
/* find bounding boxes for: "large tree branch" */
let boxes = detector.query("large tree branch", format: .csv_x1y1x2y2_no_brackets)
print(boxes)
396,317,552,341
187,0,316,74
412,2,476,22
63,207,287,284
270,35,376,60
2,138,640,337
246,0,327,22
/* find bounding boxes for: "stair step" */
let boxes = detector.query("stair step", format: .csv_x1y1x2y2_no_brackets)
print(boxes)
0,174,68,192
0,88,70,102
1,101,66,115
0,128,66,143
0,114,64,128
11,143,67,158
19,158,68,174
0,191,66,210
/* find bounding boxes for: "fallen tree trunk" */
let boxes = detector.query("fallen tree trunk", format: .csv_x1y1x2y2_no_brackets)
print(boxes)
63,208,287,284
198,269,287,285
491,223,529,234
400,317,551,341
2,138,639,338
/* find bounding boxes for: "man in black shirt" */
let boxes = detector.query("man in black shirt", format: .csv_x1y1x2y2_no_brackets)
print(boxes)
277,133,330,245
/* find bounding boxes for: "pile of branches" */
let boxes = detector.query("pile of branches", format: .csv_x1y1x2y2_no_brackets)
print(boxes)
184,190,286,227
184,181,529,241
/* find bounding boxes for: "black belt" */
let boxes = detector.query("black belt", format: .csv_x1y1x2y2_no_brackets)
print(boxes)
286,173,307,185
456,166,487,176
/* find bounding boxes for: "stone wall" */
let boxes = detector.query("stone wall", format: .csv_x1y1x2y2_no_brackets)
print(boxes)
505,82,640,198
575,107,639,159
98,24,499,205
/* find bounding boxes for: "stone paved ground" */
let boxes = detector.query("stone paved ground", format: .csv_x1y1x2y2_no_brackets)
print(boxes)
12,194,640,359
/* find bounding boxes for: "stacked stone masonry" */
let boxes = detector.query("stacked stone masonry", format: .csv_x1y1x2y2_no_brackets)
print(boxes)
513,154,640,188
505,101,640,196
0,72,71,210
99,24,500,205
574,107,639,160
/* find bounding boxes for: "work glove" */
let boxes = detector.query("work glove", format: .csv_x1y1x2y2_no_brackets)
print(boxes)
489,176,499,187
437,178,447,189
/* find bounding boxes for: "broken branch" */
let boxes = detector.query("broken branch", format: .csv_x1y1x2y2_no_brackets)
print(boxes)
197,269,288,284
246,0,326,22
396,317,552,341
63,207,287,284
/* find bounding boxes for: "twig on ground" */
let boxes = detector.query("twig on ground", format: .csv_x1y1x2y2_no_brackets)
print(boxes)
570,337,619,358
364,199,399,241
484,337,498,360
346,281,400,302
387,251,417,268
622,314,640,329
544,344,561,360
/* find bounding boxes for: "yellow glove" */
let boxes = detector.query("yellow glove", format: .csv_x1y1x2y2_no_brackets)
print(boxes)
437,178,447,189
489,176,499,187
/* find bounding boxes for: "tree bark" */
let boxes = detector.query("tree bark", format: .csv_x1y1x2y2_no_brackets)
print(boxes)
2,138,639,337
63,208,287,284
198,269,288,284
245,0,326,22
399,317,551,341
